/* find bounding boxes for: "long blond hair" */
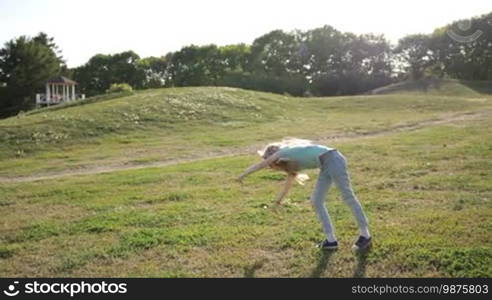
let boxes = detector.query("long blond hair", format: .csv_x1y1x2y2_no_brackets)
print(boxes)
257,138,311,185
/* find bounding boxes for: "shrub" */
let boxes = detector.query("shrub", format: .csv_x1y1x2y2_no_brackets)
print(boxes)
106,83,133,93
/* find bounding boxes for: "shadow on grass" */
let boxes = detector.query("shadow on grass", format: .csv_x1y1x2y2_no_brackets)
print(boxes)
310,250,336,278
243,259,268,278
353,250,370,278
458,79,492,95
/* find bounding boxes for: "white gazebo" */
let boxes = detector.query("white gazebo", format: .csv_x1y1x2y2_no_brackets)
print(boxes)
36,76,85,107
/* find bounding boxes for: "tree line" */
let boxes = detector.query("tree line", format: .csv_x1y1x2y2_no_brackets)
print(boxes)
1,12,491,117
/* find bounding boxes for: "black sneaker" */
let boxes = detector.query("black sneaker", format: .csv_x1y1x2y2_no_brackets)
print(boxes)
352,236,372,251
319,239,338,250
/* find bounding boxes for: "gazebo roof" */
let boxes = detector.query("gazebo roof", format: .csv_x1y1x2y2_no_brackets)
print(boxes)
47,76,77,85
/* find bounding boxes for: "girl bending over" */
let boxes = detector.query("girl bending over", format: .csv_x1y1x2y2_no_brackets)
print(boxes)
238,138,371,251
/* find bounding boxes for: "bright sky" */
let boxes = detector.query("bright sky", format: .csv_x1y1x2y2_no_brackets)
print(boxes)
1,0,491,68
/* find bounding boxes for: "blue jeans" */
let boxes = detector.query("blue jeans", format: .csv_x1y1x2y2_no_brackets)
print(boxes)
311,150,369,240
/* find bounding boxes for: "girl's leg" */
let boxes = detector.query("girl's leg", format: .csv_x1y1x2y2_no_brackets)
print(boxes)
310,171,337,242
329,151,370,238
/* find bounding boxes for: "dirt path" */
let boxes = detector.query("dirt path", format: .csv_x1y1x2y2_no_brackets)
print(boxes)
1,110,490,183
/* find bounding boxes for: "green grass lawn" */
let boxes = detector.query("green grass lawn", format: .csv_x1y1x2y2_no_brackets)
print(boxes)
0,82,491,277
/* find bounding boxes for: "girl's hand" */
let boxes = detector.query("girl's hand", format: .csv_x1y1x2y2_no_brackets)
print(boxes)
236,175,244,184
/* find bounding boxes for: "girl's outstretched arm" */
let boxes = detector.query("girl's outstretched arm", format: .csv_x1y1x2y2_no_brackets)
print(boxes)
275,173,296,205
238,152,280,182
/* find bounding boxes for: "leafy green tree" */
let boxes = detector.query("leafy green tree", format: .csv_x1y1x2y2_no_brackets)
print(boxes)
303,26,393,95
249,30,302,76
139,56,168,88
0,33,63,116
431,12,492,80
341,33,393,94
72,54,111,96
73,51,146,96
394,12,492,81
394,34,435,80
110,51,146,89
303,26,345,75
167,45,225,86
219,44,250,72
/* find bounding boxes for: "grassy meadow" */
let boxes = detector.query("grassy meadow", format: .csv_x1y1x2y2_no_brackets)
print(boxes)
0,80,491,277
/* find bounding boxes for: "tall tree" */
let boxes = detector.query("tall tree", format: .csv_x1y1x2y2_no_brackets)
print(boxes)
249,30,302,76
167,45,225,86
73,51,146,96
219,44,250,73
430,12,492,80
139,56,168,88
0,33,63,116
395,11,492,81
394,34,435,80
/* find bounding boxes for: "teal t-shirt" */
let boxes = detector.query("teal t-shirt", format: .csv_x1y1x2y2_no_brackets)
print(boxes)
277,144,334,170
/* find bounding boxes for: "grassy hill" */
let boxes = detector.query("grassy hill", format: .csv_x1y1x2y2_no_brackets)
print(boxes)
1,84,491,177
0,84,491,277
